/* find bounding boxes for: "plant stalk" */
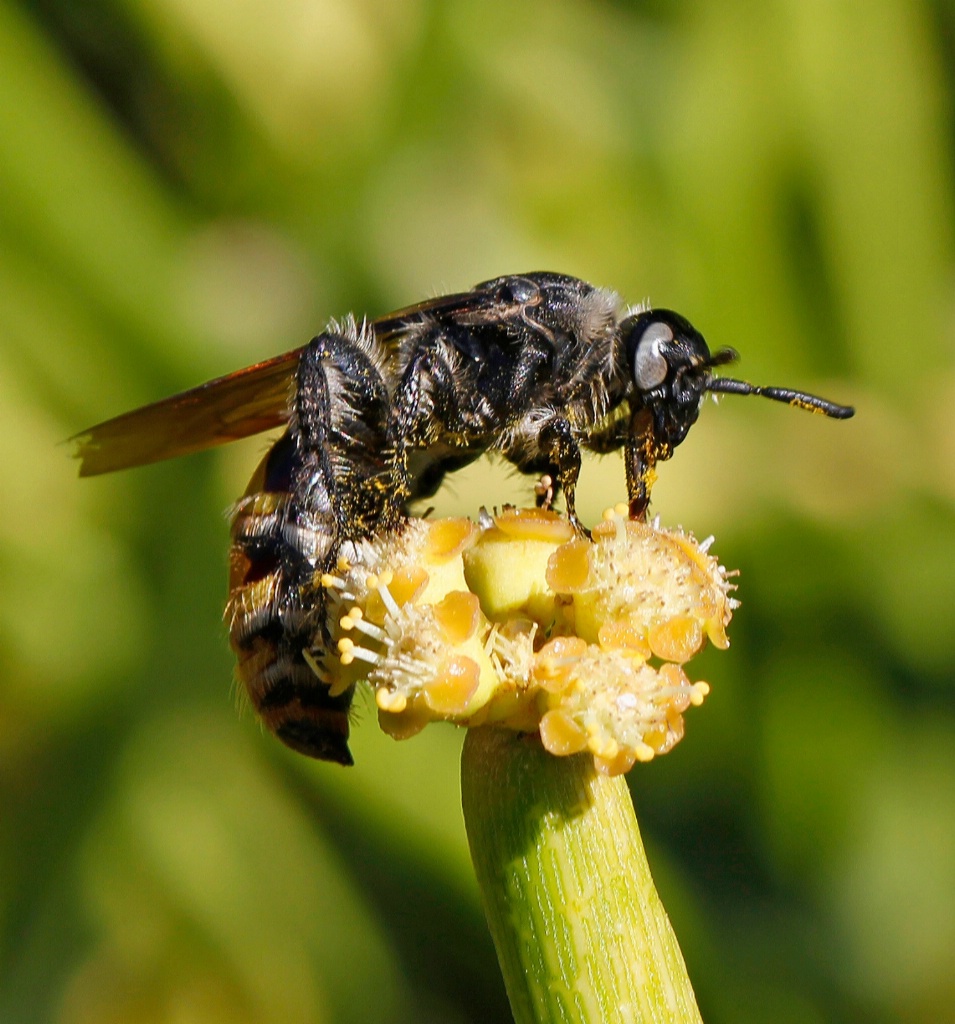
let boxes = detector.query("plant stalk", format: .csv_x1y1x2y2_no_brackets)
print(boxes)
461,726,702,1024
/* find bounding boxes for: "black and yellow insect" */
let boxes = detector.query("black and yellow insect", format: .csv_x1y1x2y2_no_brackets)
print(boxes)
74,272,853,765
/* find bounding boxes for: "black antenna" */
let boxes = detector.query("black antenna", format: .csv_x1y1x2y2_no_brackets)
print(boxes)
707,375,855,419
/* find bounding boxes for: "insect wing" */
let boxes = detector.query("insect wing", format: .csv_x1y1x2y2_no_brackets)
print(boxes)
71,285,499,477
72,347,304,476
371,289,483,339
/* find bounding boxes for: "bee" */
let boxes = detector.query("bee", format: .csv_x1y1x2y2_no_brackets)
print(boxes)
74,271,854,765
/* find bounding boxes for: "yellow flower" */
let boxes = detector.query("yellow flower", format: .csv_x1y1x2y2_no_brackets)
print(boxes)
315,506,737,775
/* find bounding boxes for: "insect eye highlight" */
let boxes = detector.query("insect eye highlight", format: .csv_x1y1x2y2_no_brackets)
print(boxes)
633,321,673,390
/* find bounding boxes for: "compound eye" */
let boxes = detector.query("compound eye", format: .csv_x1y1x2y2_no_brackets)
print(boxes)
633,320,673,390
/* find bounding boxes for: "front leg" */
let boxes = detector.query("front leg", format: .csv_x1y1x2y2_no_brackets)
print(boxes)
624,408,663,521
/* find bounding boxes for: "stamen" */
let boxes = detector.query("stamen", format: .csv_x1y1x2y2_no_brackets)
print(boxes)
375,578,402,620
349,615,389,643
341,643,382,667
613,512,627,545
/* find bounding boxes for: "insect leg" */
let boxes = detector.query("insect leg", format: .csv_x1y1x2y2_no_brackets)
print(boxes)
293,329,396,539
624,408,660,521
387,332,485,511
228,327,393,765
584,414,628,456
533,416,585,533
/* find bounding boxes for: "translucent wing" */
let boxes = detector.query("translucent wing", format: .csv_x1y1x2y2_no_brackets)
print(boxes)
71,286,500,477
72,347,303,476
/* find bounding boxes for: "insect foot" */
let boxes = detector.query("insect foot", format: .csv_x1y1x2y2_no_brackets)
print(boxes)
314,505,737,775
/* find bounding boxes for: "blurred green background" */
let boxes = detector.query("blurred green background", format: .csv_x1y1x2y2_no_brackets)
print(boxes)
1,0,952,1021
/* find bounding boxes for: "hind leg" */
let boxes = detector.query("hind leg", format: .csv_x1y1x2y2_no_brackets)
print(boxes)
229,324,394,765
291,326,396,547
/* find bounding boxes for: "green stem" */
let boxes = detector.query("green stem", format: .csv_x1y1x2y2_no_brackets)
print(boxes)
461,727,702,1024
